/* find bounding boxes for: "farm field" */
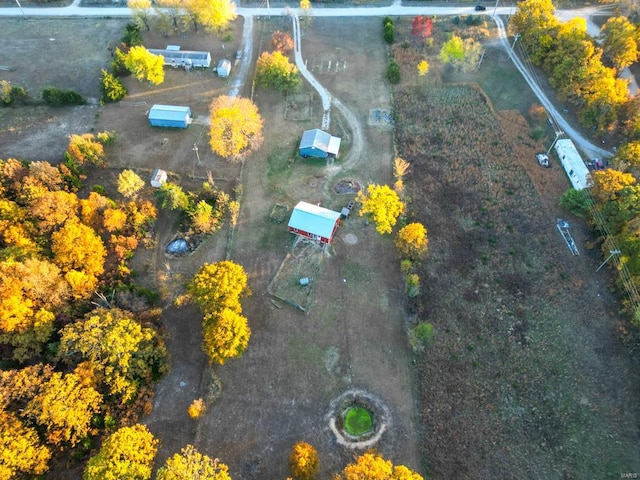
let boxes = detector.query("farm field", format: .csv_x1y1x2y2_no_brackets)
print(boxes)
395,81,640,478
0,10,639,480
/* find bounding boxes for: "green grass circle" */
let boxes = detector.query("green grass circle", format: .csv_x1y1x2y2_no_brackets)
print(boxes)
344,406,373,436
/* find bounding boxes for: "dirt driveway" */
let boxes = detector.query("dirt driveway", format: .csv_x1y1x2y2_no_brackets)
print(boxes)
188,17,421,478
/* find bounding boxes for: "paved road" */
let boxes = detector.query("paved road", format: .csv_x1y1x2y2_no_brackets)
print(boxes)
0,1,618,159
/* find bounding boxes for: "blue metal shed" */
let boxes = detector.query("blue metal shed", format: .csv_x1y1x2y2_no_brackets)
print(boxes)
299,129,341,158
148,105,192,129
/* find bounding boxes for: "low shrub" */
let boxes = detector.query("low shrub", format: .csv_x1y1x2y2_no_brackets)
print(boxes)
386,61,401,84
42,87,86,106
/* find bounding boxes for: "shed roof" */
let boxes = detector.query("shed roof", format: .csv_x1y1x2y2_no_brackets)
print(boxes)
288,201,341,239
149,105,191,122
300,129,341,155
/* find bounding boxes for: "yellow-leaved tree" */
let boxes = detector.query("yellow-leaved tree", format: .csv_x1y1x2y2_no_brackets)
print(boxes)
123,46,165,85
28,190,79,233
202,308,251,365
189,261,251,364
289,441,319,480
255,51,301,92
395,222,428,260
156,444,231,480
0,409,51,480
118,169,145,199
185,0,237,32
57,308,168,403
51,218,106,298
189,260,250,314
591,169,636,203
356,184,405,235
0,258,70,360
337,452,423,480
83,424,158,480
417,59,429,76
24,372,103,448
209,96,264,161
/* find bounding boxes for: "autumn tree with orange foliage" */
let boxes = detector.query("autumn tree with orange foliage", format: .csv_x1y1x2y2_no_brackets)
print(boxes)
209,96,263,160
272,30,294,53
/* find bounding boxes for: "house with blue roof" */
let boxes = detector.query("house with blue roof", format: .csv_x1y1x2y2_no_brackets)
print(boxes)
287,201,341,244
299,129,341,159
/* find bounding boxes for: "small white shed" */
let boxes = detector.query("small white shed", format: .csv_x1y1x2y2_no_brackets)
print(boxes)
216,59,231,78
150,168,168,188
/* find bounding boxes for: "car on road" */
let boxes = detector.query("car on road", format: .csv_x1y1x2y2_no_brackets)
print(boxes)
474,4,487,10
235,50,243,60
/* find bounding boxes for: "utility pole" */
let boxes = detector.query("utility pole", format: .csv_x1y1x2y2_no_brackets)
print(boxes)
511,33,520,50
547,130,563,155
15,0,26,18
596,250,621,272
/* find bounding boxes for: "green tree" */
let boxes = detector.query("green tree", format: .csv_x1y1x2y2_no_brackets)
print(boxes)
84,424,158,480
100,69,127,103
202,308,250,364
156,444,231,480
57,308,167,403
439,35,482,72
128,0,152,30
24,372,103,448
356,184,405,235
289,442,319,480
209,96,264,160
118,169,145,199
155,182,191,211
0,409,51,480
124,46,165,85
255,51,301,92
386,61,401,84
189,260,250,314
600,16,639,72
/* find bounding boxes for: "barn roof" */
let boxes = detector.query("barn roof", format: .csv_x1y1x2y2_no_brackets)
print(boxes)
300,129,341,155
149,105,191,121
288,201,341,239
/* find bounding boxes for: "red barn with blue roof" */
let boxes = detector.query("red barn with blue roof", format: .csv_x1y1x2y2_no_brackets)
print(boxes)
287,201,341,244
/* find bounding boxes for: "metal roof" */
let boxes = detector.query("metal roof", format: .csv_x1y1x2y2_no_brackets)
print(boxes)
288,201,341,239
148,48,211,65
300,129,341,155
149,104,191,122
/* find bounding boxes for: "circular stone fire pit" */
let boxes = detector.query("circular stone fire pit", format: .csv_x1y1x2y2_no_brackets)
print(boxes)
334,178,362,195
327,389,390,449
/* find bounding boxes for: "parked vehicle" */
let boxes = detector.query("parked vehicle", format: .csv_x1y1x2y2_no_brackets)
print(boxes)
474,4,487,10
536,152,550,168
